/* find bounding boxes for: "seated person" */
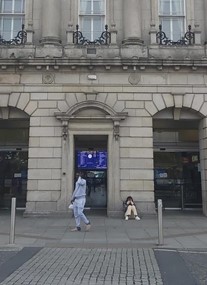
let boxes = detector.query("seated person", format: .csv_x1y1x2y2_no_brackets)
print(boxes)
123,196,141,221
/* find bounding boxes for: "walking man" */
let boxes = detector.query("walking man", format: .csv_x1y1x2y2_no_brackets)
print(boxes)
71,172,91,232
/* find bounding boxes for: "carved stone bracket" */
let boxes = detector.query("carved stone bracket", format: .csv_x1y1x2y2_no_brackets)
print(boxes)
62,120,68,140
113,120,120,140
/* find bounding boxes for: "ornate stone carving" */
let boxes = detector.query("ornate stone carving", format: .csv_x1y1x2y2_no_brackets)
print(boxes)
62,121,68,140
42,72,55,84
128,73,141,85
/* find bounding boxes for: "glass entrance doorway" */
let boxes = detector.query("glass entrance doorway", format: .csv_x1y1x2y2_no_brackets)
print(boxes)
0,150,28,209
0,117,29,209
154,152,202,209
85,170,107,208
74,135,108,209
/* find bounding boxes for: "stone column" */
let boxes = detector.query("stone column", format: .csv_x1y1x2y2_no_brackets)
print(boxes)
149,0,158,44
24,0,34,44
199,119,207,216
123,0,143,44
204,0,207,41
41,0,61,45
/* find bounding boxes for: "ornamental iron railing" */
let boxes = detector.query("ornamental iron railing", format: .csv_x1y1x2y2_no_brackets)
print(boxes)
0,24,27,45
73,24,111,45
156,24,195,46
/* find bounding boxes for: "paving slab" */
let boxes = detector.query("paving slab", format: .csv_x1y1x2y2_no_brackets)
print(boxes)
0,210,207,249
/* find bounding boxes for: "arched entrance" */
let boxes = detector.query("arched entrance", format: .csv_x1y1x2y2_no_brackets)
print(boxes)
0,107,29,209
153,107,203,210
55,101,127,216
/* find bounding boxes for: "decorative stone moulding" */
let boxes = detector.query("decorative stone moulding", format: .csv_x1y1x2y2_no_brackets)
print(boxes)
42,72,55,84
55,101,128,141
128,73,141,85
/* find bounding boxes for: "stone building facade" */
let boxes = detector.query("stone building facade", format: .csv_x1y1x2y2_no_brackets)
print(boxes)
0,0,207,216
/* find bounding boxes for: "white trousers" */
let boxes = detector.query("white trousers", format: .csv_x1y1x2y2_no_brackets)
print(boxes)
73,197,89,227
125,205,138,217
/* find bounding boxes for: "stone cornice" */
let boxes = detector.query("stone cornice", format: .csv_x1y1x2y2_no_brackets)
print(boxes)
0,58,207,70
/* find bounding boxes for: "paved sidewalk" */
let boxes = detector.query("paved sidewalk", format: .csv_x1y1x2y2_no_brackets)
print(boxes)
0,210,207,285
0,248,163,285
0,210,207,249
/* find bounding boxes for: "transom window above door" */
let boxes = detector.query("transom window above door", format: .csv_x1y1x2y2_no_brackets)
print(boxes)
159,0,185,41
79,0,106,41
0,0,25,41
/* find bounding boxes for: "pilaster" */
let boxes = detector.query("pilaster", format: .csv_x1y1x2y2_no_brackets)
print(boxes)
123,0,143,45
40,0,61,45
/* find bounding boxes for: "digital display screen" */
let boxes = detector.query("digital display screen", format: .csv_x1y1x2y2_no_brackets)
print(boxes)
77,151,107,169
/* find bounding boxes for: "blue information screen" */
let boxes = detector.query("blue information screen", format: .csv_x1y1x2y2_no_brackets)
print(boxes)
77,151,107,169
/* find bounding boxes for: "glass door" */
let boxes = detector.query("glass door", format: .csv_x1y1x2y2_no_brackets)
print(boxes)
74,135,108,209
154,152,202,209
85,170,107,208
0,150,28,209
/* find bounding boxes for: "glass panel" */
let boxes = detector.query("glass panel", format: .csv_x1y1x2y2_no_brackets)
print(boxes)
85,170,107,208
80,16,92,39
80,0,91,14
0,128,29,145
93,16,103,39
161,18,171,38
154,129,198,143
178,130,198,142
80,0,105,15
160,0,185,16
161,17,184,41
1,17,11,40
93,0,104,14
79,0,105,41
154,151,202,209
159,0,170,15
81,16,104,41
3,0,12,13
2,17,11,31
14,0,24,13
154,152,183,208
172,17,184,40
0,0,3,13
13,17,22,34
0,151,28,209
172,0,184,16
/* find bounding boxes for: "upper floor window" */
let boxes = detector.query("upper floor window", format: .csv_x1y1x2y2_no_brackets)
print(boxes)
0,0,25,41
79,0,105,41
159,0,185,41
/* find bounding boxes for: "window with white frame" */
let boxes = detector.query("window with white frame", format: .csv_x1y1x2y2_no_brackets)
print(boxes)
0,0,25,41
159,0,185,41
79,0,105,41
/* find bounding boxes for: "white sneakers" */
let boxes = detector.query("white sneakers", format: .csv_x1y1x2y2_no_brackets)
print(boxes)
85,223,91,231
125,216,141,221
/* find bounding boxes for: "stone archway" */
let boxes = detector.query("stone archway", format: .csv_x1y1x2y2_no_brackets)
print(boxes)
152,104,207,215
0,106,30,209
55,101,128,216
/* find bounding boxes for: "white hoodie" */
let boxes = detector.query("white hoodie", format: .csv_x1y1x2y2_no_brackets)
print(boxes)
71,176,86,200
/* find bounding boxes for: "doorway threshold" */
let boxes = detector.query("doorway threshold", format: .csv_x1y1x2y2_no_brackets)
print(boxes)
84,208,107,216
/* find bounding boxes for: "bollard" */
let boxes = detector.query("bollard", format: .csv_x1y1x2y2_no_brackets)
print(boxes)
9,197,16,244
158,199,164,245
